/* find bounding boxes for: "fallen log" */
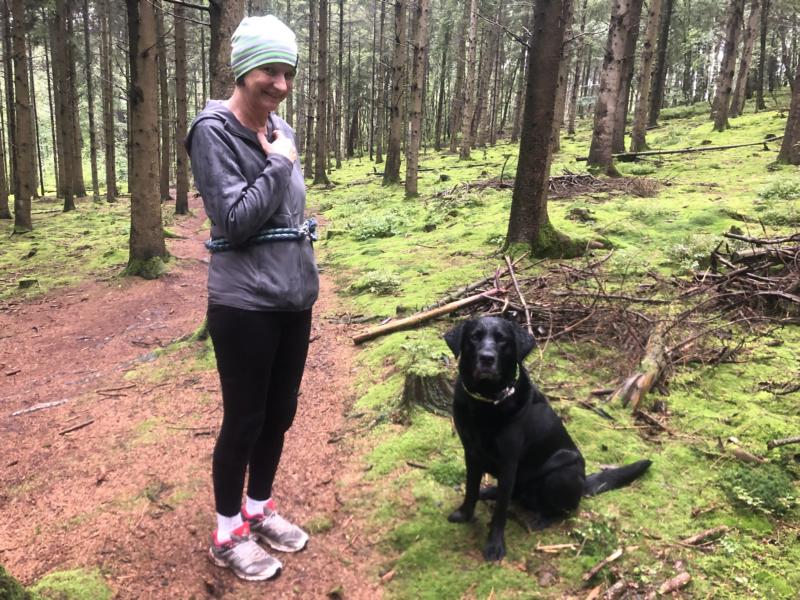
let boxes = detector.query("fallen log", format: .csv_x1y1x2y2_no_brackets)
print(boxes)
657,572,691,594
680,525,729,546
767,435,800,450
576,135,784,161
611,321,669,412
352,289,503,345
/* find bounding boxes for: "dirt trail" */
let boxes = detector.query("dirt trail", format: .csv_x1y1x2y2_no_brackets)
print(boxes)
0,196,382,599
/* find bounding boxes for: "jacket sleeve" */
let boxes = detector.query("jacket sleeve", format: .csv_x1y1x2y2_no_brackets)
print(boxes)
189,121,294,246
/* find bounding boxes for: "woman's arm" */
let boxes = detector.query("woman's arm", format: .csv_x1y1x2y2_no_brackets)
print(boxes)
190,122,294,245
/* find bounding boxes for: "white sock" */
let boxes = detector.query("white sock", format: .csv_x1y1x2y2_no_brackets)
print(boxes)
245,495,268,516
215,512,244,544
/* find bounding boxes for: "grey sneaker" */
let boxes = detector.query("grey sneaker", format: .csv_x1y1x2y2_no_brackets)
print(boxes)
244,499,309,553
208,522,282,581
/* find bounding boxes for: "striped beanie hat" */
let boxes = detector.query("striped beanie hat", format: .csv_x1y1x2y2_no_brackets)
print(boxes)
230,15,298,81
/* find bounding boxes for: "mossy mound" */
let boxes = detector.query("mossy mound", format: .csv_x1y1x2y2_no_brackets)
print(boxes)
28,569,112,600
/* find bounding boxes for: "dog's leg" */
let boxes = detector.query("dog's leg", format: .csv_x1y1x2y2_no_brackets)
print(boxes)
448,454,482,523
484,465,516,561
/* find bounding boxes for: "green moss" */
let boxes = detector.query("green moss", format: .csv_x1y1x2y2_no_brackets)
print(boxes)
28,569,112,600
123,255,168,280
0,565,32,600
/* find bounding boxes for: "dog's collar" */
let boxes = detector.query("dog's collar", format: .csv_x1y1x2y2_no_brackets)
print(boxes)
461,381,515,405
461,365,518,405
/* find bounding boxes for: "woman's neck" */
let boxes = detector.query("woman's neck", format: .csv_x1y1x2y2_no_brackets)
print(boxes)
225,89,269,133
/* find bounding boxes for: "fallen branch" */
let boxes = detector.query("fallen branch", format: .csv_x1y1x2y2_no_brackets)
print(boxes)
11,399,67,417
657,571,692,594
767,435,800,450
59,419,95,435
611,322,669,412
680,525,729,546
505,255,533,335
535,542,577,553
576,135,784,161
421,254,529,311
602,580,628,600
582,548,623,582
352,289,503,345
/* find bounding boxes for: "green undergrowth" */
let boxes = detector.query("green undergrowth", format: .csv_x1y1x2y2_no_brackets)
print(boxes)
0,198,185,301
314,99,800,598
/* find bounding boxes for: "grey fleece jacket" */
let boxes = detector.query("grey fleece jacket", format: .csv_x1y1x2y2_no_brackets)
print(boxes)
186,100,318,312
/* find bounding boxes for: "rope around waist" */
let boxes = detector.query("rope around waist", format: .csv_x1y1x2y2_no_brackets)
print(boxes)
205,218,317,253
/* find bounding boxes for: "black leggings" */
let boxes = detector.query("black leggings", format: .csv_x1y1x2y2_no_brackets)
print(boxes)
207,303,312,517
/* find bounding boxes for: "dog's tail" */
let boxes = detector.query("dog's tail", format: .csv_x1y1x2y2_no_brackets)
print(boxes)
583,459,652,497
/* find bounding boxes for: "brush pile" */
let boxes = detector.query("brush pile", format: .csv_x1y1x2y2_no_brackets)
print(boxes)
355,230,799,413
430,170,662,200
678,231,800,319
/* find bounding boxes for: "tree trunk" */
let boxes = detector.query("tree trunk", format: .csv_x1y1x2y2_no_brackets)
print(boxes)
100,0,116,201
80,0,100,201
612,0,644,153
336,0,344,168
433,24,450,151
448,0,470,153
66,12,86,198
648,0,674,126
374,0,387,163
53,0,75,211
510,17,530,143
156,0,172,201
10,0,34,232
25,37,42,199
630,0,663,152
174,3,189,215
567,0,588,136
778,59,800,164
459,0,479,159
588,0,644,175
730,0,761,118
304,0,317,178
506,0,575,258
209,0,243,100
711,0,745,132
285,0,293,125
126,0,167,276
755,0,769,110
551,0,575,153
382,0,406,185
3,4,18,209
404,0,429,197
314,0,330,185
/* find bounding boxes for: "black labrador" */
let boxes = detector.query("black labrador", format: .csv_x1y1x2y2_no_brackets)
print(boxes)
444,316,651,561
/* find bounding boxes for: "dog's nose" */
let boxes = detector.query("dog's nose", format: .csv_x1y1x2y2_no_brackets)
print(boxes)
478,352,495,367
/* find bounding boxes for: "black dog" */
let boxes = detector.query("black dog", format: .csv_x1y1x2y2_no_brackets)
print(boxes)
444,316,651,561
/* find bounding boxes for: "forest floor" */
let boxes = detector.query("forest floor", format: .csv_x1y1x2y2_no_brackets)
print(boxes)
0,194,383,599
3,101,800,600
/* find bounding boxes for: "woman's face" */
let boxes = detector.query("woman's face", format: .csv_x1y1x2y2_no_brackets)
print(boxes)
241,62,295,113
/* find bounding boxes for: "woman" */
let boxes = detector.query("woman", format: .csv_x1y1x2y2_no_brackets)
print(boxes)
185,15,318,581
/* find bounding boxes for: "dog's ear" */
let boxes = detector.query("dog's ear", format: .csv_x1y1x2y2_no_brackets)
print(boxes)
512,322,536,361
444,322,465,358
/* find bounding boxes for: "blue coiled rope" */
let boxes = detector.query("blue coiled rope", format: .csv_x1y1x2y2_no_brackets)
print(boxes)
205,218,317,253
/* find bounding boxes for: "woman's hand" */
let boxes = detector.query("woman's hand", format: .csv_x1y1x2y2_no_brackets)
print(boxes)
258,129,298,163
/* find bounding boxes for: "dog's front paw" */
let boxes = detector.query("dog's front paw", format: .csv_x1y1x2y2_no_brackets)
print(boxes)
483,537,506,561
447,507,474,523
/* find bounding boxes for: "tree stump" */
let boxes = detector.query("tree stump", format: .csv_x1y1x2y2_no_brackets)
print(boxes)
398,371,454,421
